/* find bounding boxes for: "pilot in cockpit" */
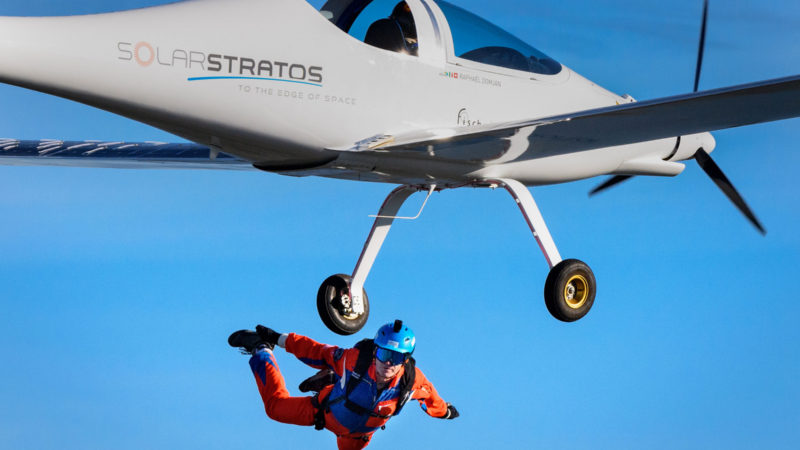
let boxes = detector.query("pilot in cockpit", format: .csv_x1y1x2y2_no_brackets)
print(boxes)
390,2,418,54
364,1,419,56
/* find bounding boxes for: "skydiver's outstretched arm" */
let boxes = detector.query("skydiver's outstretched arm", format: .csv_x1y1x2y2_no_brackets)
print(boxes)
411,367,458,419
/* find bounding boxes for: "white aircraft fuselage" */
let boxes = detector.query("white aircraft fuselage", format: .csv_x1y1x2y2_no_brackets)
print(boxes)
0,0,709,186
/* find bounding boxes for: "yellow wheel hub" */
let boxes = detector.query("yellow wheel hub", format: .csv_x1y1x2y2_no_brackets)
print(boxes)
564,274,589,309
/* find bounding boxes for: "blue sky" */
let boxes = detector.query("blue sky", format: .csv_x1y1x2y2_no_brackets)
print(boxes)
1,1,798,449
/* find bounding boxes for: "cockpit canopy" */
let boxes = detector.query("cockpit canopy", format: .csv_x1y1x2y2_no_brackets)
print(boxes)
434,1,561,75
318,0,562,76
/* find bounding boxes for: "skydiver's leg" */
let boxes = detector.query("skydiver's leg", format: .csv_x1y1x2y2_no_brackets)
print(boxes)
248,350,316,426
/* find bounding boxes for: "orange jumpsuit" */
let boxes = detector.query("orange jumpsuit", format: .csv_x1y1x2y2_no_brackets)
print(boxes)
248,333,449,450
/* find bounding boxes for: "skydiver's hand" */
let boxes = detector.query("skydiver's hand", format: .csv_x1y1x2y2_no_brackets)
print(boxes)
256,325,281,347
441,403,459,419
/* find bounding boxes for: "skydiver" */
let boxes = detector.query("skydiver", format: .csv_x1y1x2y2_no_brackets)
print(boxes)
228,320,458,449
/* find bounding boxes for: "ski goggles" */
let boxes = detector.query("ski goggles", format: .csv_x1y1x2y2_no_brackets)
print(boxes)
375,347,407,365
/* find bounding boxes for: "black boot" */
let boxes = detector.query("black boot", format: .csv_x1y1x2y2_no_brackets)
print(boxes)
228,329,273,354
298,369,337,393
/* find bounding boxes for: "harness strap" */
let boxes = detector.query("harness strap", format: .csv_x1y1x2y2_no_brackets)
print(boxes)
346,339,376,399
394,356,416,416
344,398,393,419
311,393,326,431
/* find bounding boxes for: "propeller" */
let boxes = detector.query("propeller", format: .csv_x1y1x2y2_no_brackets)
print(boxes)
693,0,709,93
689,0,765,234
590,0,710,197
694,148,766,234
589,1,766,234
588,175,632,196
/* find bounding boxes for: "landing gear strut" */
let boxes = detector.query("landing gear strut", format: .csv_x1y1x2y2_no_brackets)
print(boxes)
316,179,597,334
491,178,597,322
317,185,424,335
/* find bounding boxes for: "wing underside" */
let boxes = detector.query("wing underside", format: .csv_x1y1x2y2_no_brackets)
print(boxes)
0,139,255,170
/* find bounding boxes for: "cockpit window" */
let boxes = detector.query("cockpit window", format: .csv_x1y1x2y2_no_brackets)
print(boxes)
326,0,419,56
435,1,561,75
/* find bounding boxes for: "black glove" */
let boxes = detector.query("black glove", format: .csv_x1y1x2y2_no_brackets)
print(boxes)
441,403,459,420
256,325,282,347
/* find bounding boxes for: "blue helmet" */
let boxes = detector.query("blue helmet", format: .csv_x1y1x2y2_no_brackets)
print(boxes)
374,320,415,355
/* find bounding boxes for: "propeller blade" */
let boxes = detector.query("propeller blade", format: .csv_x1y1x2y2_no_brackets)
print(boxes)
694,148,766,235
589,175,633,196
693,0,709,92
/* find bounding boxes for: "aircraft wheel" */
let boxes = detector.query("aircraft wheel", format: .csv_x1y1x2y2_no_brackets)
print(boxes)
317,274,369,335
544,259,596,322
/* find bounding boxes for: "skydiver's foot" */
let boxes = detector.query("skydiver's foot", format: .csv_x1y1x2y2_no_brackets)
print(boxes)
228,329,273,354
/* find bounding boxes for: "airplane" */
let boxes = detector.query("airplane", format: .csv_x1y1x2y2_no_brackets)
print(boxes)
1,0,798,336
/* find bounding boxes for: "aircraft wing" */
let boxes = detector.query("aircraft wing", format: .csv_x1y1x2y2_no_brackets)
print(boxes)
337,75,800,162
0,139,255,170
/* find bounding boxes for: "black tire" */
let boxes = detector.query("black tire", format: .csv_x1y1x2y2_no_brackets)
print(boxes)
544,259,596,322
316,274,370,335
